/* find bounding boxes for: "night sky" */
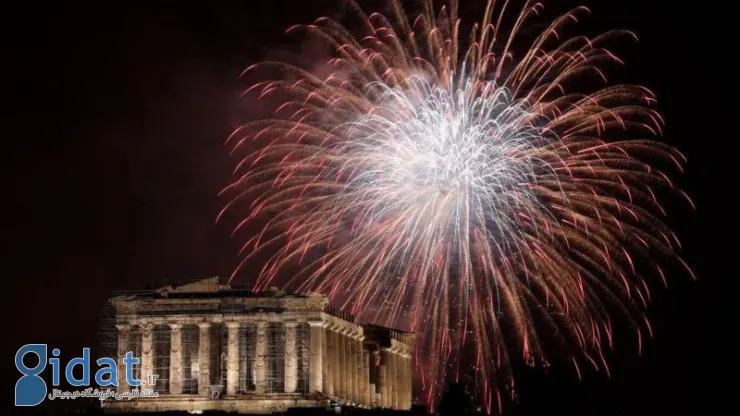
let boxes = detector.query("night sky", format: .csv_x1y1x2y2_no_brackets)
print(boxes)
4,0,733,414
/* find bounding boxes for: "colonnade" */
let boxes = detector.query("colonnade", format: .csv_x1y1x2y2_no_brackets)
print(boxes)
316,321,367,404
116,322,212,395
376,343,412,409
115,318,411,410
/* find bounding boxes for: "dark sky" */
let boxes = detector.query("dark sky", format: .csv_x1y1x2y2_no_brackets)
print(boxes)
4,0,733,414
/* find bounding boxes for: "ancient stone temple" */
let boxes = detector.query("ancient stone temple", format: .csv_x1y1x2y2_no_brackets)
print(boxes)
103,278,413,413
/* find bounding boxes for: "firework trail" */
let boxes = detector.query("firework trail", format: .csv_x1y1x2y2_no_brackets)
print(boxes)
219,0,693,411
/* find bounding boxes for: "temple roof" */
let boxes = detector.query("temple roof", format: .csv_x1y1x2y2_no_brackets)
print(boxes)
109,278,412,341
112,277,319,300
156,276,228,293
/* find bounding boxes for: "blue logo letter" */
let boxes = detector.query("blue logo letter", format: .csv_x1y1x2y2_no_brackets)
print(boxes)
123,351,141,386
95,358,118,387
15,344,48,406
50,348,61,386
66,348,90,386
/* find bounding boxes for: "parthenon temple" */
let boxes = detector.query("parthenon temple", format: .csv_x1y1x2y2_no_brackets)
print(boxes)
102,278,414,413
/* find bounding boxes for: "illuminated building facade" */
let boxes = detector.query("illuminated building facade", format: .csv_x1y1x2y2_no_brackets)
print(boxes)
103,278,413,413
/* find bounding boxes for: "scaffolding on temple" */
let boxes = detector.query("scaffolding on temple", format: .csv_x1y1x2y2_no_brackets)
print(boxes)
99,276,413,414
100,277,314,399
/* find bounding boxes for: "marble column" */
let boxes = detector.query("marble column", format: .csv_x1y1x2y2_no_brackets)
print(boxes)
334,327,347,399
115,324,130,393
354,335,362,403
140,323,154,387
398,352,406,409
372,350,381,407
395,350,402,409
342,329,354,401
225,322,239,395
284,322,298,393
355,336,363,404
390,349,398,409
255,321,268,393
408,353,414,408
197,323,211,396
362,349,370,405
399,352,406,409
370,382,377,407
350,333,356,401
307,321,323,393
321,322,332,395
332,326,341,397
347,332,356,402
324,324,334,395
238,335,247,392
399,351,406,409
403,353,412,409
379,349,389,408
169,323,183,395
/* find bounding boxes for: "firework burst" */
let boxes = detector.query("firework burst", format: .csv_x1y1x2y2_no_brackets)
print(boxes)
219,0,693,411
